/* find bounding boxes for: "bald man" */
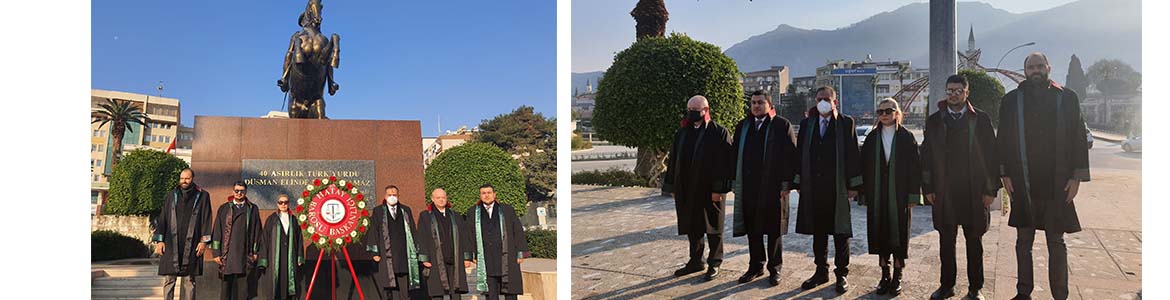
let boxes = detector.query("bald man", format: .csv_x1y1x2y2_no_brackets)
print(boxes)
996,52,1090,300
153,168,214,300
417,188,473,299
662,95,735,281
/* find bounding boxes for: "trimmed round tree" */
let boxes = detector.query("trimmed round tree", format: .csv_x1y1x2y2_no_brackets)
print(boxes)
424,142,527,216
593,33,743,185
959,69,1006,125
104,148,190,216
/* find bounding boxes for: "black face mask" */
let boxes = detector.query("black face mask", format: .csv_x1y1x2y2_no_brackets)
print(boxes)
687,110,703,123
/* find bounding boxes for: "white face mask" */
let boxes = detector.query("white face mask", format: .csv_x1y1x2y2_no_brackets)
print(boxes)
817,100,834,114
386,195,399,205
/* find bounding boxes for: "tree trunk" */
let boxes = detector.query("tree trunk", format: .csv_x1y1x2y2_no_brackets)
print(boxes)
111,124,125,167
634,147,667,188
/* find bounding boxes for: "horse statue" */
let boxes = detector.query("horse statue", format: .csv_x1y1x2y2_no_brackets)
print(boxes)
277,0,340,119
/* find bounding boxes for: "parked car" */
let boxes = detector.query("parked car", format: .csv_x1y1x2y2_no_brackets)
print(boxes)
1122,136,1142,152
1084,122,1094,149
856,124,874,144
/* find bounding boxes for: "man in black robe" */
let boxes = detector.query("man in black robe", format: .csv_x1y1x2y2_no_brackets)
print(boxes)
365,185,421,300
922,74,1000,300
731,90,797,286
153,168,213,300
418,188,473,299
466,183,529,300
998,53,1090,300
211,181,264,300
662,95,735,282
792,86,862,294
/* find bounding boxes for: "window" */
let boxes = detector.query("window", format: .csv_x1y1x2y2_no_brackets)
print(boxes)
90,159,95,166
93,175,99,182
93,130,101,137
91,144,96,152
99,144,104,152
96,160,103,167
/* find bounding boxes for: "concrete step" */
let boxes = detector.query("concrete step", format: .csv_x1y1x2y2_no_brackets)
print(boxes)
91,286,163,298
93,276,159,287
92,266,157,277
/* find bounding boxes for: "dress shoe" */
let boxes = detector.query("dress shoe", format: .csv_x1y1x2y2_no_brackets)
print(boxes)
834,275,848,294
800,273,829,290
673,264,703,277
702,266,721,281
1009,294,1031,300
964,289,985,300
930,287,956,300
875,266,891,295
767,272,781,286
888,267,903,296
737,268,763,284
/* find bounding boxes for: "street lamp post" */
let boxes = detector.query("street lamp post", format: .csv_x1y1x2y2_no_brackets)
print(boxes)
995,41,1036,79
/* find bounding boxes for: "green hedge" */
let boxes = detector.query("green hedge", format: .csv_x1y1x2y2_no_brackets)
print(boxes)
105,149,190,216
92,230,150,262
594,33,744,152
425,142,528,216
525,229,556,259
571,169,650,187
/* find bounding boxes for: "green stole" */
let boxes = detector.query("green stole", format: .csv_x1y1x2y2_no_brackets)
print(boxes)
1014,91,1064,207
270,215,297,295
871,126,900,247
388,205,422,288
474,205,506,292
733,119,771,236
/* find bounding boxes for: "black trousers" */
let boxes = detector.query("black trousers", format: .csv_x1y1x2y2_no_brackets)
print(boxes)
747,233,783,274
482,276,518,300
812,233,850,276
220,274,248,300
686,233,724,267
938,224,985,291
379,274,410,300
1016,227,1070,300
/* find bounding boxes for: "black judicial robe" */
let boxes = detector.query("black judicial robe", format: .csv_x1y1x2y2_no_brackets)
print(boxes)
258,212,305,299
364,203,420,289
153,184,213,276
793,114,863,236
921,103,1000,233
860,124,923,258
662,121,735,236
466,202,529,295
211,198,264,276
730,115,798,237
997,82,1089,233
417,206,472,296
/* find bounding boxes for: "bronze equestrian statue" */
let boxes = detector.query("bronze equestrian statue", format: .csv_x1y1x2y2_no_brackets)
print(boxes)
277,0,340,119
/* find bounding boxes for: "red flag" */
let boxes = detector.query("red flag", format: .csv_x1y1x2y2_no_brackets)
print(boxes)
165,138,176,154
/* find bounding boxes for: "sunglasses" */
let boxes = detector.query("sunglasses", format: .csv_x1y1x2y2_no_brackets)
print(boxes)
277,201,289,205
233,189,246,193
945,88,966,96
876,108,896,115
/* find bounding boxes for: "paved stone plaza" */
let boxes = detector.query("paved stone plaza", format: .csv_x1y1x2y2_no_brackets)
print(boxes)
570,149,1141,300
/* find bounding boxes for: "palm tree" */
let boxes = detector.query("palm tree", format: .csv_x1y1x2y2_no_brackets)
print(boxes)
92,98,148,168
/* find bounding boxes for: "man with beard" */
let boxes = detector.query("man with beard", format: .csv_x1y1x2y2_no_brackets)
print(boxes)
922,75,1000,300
662,95,735,282
997,53,1090,300
153,168,213,300
730,90,797,286
211,181,264,300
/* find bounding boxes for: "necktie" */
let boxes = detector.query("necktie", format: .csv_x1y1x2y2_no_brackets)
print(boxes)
951,112,962,120
820,119,828,138
756,118,765,130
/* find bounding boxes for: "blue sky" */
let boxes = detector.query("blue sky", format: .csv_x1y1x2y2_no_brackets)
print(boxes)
572,0,1076,72
93,0,555,136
